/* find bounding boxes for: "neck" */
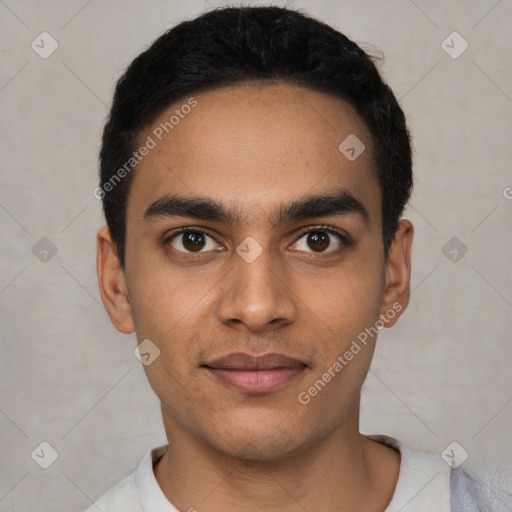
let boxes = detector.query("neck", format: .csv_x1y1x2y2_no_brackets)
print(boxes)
154,406,400,512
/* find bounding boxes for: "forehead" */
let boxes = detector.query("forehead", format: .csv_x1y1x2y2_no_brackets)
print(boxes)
127,82,380,226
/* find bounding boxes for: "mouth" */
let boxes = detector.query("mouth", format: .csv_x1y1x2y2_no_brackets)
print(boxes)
202,352,308,394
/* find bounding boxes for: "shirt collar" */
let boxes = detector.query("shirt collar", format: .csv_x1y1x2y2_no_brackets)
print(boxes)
368,435,452,512
134,444,178,512
134,436,452,511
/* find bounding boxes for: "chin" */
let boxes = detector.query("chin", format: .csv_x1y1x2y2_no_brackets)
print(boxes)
208,421,308,463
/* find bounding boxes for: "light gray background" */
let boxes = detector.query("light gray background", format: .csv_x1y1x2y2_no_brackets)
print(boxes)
0,0,511,510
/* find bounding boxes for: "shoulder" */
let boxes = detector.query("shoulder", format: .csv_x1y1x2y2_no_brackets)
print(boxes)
450,468,484,512
84,472,143,512
450,467,512,512
84,445,170,512
369,435,512,512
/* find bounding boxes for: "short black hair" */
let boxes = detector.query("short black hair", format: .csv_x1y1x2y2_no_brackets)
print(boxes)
98,5,413,268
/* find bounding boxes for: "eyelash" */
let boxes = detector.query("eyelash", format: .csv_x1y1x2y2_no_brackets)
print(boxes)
163,224,350,256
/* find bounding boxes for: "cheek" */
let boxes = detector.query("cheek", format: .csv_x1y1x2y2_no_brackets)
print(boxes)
127,254,204,336
295,270,383,419
131,273,209,413
297,255,384,342
126,259,214,381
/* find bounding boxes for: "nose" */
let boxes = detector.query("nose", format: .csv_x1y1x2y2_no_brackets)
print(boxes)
215,244,297,333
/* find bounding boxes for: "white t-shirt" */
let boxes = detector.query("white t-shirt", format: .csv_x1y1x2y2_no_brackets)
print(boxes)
84,435,486,511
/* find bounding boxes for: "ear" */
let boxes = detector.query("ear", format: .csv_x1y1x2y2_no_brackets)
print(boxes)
379,219,414,328
96,225,135,334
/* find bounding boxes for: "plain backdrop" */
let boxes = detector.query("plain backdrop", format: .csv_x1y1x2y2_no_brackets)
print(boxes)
0,1,511,510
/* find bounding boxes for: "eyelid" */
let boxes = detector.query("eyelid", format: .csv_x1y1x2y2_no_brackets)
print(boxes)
293,224,350,244
164,225,217,242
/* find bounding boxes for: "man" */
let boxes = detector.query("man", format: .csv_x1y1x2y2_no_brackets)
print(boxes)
89,5,490,511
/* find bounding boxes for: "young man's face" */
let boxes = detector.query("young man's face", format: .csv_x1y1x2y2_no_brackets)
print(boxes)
98,82,412,461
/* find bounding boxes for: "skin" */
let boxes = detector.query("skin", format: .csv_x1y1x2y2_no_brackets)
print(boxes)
97,82,413,511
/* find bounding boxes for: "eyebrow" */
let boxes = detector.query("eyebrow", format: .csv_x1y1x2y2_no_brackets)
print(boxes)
143,189,370,228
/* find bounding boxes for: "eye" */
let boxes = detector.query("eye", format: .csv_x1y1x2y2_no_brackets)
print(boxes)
166,228,221,253
164,225,349,256
291,226,348,253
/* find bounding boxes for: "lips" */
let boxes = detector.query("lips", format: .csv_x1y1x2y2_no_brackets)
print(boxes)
202,352,307,393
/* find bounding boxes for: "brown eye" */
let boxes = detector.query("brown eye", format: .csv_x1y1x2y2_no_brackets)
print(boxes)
291,227,346,254
307,231,330,252
168,229,219,253
182,231,206,251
